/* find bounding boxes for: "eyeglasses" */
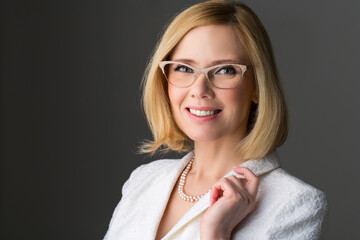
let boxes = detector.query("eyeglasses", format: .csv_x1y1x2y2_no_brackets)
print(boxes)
159,61,252,89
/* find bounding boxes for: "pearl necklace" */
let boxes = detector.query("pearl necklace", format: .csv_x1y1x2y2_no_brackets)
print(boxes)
178,155,205,202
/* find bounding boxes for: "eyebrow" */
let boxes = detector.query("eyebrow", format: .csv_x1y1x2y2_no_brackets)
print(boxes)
171,58,242,66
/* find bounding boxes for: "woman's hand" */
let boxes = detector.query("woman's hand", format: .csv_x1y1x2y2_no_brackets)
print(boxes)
200,167,259,240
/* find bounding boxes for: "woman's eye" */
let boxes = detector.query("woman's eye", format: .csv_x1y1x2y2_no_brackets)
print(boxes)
216,66,237,75
174,65,193,73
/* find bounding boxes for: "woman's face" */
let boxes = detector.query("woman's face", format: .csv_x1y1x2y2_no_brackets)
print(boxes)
168,24,257,143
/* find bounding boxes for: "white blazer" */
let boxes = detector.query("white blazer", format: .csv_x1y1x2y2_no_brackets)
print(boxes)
104,151,327,240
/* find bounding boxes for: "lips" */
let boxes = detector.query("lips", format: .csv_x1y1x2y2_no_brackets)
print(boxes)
186,107,222,117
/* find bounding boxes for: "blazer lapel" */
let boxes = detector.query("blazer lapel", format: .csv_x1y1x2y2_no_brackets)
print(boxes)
142,153,193,239
163,188,211,239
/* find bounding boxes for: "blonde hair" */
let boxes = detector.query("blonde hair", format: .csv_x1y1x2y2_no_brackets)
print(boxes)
140,0,288,160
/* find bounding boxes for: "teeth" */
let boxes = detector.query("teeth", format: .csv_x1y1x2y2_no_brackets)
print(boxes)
189,108,218,117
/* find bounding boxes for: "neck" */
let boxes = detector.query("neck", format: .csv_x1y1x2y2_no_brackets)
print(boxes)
190,138,246,181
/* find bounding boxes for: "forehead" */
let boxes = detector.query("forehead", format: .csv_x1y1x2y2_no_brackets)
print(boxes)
170,24,249,66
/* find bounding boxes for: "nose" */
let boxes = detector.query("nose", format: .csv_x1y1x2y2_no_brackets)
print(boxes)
190,72,215,99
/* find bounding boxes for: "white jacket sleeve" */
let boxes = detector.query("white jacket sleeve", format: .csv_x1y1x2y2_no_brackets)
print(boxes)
267,189,327,240
104,164,145,239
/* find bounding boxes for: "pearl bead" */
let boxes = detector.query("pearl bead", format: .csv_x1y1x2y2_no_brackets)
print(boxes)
177,155,205,203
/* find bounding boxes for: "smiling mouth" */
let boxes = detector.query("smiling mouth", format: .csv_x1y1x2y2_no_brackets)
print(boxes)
187,108,221,117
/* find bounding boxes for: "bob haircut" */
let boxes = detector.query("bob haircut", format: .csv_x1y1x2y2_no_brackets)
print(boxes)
140,0,288,160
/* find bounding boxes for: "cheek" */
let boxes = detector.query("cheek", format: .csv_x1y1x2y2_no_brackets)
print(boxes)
229,85,253,104
168,84,187,131
168,84,185,109
225,83,255,117
167,84,176,104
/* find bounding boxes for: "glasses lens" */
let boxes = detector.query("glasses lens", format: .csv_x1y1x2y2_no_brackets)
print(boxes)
209,65,243,88
164,63,194,87
161,62,245,89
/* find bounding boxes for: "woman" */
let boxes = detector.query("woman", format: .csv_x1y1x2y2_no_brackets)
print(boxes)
104,1,327,239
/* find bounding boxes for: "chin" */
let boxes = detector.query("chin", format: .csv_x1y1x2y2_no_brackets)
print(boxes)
184,131,225,143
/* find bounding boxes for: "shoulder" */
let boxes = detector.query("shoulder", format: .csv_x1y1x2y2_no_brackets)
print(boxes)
258,168,327,237
127,158,181,183
261,168,326,202
242,168,327,239
247,151,326,207
121,155,190,195
136,158,180,173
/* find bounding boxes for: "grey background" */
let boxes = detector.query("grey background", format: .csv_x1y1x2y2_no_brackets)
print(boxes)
1,0,359,239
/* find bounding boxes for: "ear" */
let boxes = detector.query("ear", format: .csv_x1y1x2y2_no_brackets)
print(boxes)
252,88,259,104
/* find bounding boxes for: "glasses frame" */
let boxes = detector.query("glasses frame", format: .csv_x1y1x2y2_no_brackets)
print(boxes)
159,61,252,89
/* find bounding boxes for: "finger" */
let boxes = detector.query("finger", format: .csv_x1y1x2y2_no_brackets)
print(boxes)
224,176,250,203
226,175,246,191
233,167,259,197
210,178,239,205
210,182,223,206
